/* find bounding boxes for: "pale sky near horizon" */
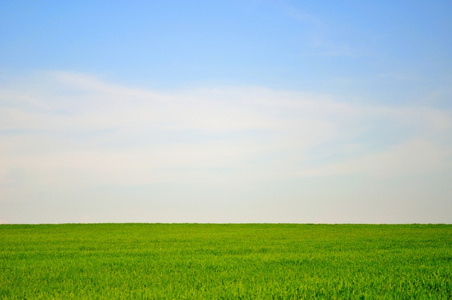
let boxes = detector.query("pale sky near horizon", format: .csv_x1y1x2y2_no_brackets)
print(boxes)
1,1,451,224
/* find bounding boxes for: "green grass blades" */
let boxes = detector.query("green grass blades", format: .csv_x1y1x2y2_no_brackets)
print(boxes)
0,224,451,299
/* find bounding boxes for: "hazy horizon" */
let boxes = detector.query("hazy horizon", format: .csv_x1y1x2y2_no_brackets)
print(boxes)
1,1,451,224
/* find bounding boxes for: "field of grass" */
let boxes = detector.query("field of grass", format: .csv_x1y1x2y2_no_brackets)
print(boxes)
0,224,451,299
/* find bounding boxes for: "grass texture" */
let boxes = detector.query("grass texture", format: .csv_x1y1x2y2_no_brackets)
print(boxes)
1,223,451,299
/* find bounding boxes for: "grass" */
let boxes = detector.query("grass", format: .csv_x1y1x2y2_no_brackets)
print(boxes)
0,223,451,299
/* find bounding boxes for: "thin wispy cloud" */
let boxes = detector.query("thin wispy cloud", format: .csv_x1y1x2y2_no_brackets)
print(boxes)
1,72,451,223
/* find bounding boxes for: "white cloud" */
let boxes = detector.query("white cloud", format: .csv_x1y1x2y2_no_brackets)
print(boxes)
1,71,451,223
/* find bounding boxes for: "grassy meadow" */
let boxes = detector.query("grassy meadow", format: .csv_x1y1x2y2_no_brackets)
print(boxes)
0,223,451,299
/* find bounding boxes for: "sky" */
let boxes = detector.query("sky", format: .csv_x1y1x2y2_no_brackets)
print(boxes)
1,1,451,224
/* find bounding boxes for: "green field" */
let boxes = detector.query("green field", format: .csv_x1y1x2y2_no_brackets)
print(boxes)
0,224,451,299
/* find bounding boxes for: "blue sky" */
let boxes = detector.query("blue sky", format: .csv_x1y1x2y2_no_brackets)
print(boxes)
1,1,451,223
